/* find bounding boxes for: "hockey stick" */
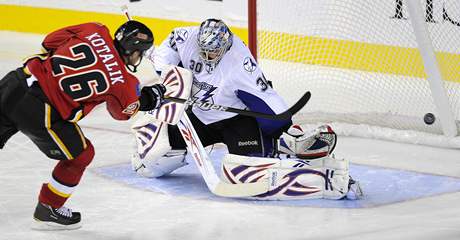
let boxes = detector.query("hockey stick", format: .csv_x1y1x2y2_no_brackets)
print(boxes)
177,114,269,197
121,5,133,20
166,91,311,120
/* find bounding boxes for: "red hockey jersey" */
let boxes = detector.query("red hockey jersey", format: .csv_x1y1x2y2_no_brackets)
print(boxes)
26,22,141,121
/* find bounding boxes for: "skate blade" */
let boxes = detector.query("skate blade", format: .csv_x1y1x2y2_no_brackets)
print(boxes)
31,219,82,231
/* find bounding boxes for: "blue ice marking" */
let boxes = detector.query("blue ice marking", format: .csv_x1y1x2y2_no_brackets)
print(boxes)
92,149,460,208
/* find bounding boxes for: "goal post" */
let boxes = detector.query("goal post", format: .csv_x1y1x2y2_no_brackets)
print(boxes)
406,0,457,137
248,0,460,147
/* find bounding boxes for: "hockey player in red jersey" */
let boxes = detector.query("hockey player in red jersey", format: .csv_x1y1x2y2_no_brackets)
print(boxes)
0,20,165,230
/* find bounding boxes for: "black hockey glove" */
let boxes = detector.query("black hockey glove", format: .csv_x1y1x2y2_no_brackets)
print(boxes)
139,84,166,111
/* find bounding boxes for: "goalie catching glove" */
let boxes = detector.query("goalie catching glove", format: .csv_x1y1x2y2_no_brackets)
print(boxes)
138,84,166,111
278,124,337,159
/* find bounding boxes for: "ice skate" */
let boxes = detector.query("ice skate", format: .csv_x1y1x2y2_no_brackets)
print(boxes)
32,202,81,230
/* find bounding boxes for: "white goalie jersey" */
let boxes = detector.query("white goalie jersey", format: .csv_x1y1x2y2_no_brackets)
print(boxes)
148,26,291,136
135,23,363,200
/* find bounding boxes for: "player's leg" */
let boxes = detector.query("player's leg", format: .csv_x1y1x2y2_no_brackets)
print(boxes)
131,117,188,178
221,153,355,200
0,117,18,149
219,115,266,156
132,110,222,178
18,106,91,229
134,110,222,178
5,70,92,229
218,116,362,199
0,69,21,148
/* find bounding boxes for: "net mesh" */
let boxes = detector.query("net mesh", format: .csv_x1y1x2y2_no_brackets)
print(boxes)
255,0,460,135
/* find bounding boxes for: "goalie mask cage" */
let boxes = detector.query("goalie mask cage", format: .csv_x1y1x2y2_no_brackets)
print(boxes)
248,0,460,148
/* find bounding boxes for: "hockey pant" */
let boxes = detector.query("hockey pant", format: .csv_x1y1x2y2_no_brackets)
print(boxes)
168,111,274,157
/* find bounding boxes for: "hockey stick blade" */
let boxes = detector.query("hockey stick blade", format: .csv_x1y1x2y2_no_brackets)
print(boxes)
213,180,269,198
166,91,311,120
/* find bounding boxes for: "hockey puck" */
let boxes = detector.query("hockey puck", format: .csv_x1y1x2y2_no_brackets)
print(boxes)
424,113,435,125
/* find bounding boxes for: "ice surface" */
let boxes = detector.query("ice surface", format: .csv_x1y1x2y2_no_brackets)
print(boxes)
94,147,460,208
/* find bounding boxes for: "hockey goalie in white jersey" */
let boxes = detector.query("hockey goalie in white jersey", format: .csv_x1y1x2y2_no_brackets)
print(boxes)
131,18,362,200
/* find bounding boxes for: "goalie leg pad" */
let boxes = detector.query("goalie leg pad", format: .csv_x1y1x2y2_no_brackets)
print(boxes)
131,117,188,178
132,149,187,178
322,156,350,199
131,118,171,161
221,154,351,200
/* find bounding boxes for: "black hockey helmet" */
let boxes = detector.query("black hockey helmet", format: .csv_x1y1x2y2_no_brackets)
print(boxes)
114,20,154,72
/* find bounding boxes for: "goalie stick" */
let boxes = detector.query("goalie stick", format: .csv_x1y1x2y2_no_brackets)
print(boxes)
167,91,311,120
177,114,270,197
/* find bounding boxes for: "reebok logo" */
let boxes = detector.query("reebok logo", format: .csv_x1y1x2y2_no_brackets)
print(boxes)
238,140,258,146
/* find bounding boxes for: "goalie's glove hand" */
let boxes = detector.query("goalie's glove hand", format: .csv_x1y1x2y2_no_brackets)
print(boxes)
139,84,166,111
286,124,305,137
278,124,337,159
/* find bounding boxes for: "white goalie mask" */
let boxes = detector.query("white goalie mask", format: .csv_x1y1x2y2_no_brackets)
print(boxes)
197,18,233,71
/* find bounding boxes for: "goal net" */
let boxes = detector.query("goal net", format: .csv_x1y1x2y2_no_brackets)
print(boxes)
249,0,460,147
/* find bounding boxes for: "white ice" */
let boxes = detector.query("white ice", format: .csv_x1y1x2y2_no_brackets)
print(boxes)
1,31,460,240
